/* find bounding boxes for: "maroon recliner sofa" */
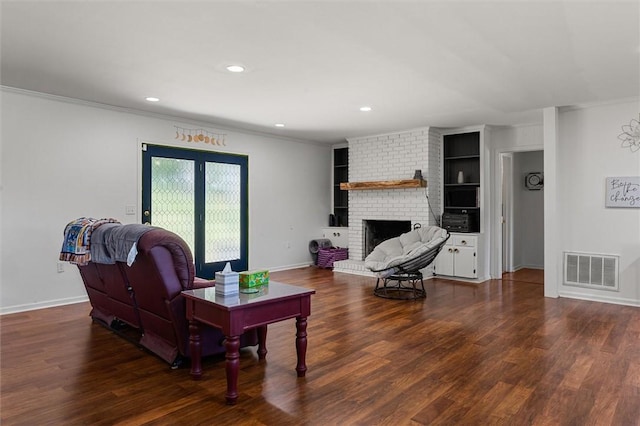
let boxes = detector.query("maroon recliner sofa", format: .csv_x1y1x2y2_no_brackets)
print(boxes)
77,227,257,366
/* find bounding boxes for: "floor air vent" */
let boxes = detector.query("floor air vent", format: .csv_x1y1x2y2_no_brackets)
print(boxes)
564,252,619,291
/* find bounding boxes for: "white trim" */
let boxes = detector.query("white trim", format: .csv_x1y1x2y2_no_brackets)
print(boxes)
513,264,544,271
439,124,487,136
559,96,640,112
543,107,560,298
491,122,543,130
511,263,524,272
266,262,314,272
347,126,432,142
0,296,89,315
331,142,349,150
434,275,490,284
558,291,640,308
515,265,544,271
333,269,376,277
502,153,514,273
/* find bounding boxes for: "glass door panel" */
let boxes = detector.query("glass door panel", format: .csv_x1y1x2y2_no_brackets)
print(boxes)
150,157,196,253
205,162,241,263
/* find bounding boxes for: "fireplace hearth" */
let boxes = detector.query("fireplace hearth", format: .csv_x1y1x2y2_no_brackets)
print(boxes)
363,220,412,259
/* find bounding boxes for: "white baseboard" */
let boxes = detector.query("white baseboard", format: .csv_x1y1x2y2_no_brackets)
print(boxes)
506,265,543,273
433,274,490,284
558,290,640,307
268,262,314,272
333,268,376,277
0,295,89,316
514,264,544,271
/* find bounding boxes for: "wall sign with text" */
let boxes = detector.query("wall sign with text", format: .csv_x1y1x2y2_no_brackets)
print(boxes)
605,177,640,208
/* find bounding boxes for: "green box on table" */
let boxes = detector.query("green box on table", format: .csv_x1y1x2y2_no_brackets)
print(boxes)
239,270,269,289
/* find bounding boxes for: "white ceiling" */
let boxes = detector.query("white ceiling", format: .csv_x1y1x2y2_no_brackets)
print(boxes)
1,1,638,144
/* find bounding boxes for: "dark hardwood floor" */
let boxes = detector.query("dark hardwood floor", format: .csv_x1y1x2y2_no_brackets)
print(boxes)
2,267,639,425
502,269,544,285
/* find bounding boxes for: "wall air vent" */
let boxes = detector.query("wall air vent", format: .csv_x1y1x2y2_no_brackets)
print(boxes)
564,252,619,291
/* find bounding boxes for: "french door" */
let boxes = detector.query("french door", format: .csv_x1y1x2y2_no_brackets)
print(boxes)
142,144,248,278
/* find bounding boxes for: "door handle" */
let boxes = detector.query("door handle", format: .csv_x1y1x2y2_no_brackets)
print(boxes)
144,210,150,217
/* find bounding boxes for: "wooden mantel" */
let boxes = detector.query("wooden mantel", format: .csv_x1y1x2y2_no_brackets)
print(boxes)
340,179,427,190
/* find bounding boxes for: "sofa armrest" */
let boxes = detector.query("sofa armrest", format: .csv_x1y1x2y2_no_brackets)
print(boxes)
193,276,215,289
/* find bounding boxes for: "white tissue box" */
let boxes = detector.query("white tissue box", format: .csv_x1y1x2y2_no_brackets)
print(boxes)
215,263,239,295
215,279,238,295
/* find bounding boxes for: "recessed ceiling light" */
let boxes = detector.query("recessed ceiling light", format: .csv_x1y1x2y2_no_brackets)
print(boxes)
226,65,245,73
359,106,372,112
145,97,160,102
275,123,285,128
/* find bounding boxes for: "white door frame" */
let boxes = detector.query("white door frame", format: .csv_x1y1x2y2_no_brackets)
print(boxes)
490,144,543,278
501,153,514,273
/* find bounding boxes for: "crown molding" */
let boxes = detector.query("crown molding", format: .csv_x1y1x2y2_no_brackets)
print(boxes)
559,96,640,112
346,126,432,142
0,85,329,148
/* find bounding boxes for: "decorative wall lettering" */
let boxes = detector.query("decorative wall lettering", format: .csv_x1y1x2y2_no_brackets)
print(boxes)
605,177,640,208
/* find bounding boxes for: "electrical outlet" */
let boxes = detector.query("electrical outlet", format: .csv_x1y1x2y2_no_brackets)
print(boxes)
125,205,136,215
57,262,65,273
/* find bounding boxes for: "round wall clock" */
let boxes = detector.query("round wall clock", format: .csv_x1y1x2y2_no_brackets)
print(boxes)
525,172,544,190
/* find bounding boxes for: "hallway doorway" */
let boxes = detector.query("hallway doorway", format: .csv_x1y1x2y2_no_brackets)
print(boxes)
499,150,544,275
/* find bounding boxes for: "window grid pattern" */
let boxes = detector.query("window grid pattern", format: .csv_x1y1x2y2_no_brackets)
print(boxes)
205,162,241,262
151,157,195,253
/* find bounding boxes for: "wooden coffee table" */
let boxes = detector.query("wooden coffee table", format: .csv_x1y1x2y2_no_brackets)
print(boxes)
182,281,315,405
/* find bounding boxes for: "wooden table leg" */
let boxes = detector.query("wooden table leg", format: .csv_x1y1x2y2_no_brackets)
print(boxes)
189,320,202,379
225,335,240,405
257,325,268,360
295,316,308,377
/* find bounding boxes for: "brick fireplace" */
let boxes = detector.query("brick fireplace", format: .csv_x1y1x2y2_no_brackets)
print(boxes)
362,219,412,259
333,127,442,276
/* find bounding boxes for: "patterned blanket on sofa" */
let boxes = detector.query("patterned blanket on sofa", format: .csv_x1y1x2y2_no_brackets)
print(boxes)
59,217,120,265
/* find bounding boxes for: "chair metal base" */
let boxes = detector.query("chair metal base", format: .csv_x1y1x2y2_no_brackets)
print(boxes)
374,272,426,300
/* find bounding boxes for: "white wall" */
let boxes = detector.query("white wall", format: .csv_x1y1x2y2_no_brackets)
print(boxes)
0,88,331,313
512,151,544,269
555,99,640,306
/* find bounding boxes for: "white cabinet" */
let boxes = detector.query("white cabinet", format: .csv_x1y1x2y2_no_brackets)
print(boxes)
435,233,478,279
322,227,349,248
